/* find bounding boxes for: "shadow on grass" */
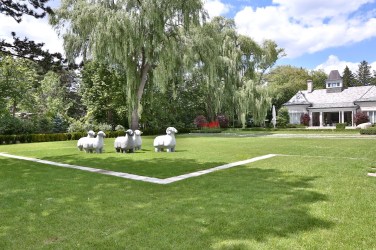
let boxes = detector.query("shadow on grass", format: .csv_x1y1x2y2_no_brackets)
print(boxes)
0,156,332,249
162,167,332,247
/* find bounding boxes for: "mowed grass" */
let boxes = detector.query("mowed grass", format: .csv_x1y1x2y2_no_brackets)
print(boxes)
1,135,376,249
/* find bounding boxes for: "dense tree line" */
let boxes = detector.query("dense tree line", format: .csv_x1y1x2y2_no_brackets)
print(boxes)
342,61,376,87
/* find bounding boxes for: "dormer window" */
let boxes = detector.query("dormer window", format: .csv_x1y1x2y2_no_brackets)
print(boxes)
326,81,342,88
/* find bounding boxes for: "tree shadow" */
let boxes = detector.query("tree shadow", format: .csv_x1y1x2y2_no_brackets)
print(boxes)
0,155,332,249
163,167,332,246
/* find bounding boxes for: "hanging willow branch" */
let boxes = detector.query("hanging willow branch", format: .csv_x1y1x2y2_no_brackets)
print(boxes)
51,0,205,129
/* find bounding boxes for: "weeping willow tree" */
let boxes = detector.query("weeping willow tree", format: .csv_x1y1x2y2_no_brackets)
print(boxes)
236,79,271,128
235,39,284,128
51,0,204,129
189,17,283,124
187,17,242,121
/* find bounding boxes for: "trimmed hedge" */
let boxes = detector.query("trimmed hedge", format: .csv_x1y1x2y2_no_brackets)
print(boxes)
360,128,376,135
336,123,346,130
0,128,192,145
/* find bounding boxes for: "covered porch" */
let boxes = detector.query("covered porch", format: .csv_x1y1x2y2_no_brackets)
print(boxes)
308,108,356,127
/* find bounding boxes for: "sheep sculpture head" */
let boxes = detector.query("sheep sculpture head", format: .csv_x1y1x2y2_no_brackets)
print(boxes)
87,130,96,138
97,131,106,138
166,127,178,135
125,129,134,136
134,129,142,136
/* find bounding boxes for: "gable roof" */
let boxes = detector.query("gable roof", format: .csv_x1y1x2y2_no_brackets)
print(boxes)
284,91,310,106
284,86,375,109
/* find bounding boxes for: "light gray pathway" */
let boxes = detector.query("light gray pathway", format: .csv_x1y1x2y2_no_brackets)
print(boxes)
189,132,376,139
0,152,277,184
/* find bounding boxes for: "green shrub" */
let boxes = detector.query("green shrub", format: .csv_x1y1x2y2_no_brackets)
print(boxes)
336,123,346,130
67,120,86,133
360,128,376,135
286,124,306,128
98,123,112,131
277,107,290,128
70,132,86,140
115,125,125,131
52,114,69,133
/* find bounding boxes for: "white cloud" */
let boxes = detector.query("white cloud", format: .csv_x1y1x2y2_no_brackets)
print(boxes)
0,14,64,55
234,0,376,58
315,55,376,74
203,0,231,19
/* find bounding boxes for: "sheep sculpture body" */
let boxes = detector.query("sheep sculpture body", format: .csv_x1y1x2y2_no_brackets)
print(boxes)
356,122,372,129
153,127,178,152
82,131,106,153
114,129,134,153
133,130,143,150
77,130,95,151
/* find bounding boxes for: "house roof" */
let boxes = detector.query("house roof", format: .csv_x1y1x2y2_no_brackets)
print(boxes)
327,70,342,81
355,85,376,102
284,85,375,109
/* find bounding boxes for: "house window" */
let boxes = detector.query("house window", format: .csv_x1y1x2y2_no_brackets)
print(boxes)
289,112,305,124
367,111,376,123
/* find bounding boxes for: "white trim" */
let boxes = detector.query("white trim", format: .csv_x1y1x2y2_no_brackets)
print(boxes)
0,152,277,185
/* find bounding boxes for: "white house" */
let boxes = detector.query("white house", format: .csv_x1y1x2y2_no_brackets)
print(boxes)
283,70,376,127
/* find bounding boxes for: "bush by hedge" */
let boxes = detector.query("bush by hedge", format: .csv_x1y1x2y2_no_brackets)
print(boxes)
0,128,191,145
336,123,346,130
360,128,376,135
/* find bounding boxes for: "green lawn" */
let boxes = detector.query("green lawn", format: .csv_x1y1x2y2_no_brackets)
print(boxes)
1,135,375,249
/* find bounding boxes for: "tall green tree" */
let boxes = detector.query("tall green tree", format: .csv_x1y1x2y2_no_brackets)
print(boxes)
80,61,128,126
188,17,283,125
310,69,327,89
32,71,66,118
342,66,356,87
356,60,372,86
266,65,309,110
0,55,37,116
51,0,204,129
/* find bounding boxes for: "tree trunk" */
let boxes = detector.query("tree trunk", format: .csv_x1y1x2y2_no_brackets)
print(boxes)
12,100,16,117
130,63,151,130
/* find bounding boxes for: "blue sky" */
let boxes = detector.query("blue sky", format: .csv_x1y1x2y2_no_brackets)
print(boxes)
205,0,376,73
1,0,376,74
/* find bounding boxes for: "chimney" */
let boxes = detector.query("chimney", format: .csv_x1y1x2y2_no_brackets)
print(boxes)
307,80,313,93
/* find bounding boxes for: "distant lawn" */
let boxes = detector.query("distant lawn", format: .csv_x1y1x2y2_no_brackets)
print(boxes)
224,127,362,135
1,135,375,249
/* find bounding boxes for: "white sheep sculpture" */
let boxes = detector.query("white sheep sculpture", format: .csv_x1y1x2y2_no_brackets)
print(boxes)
356,122,372,129
82,131,106,153
77,130,95,151
133,129,143,150
153,127,178,152
114,129,134,153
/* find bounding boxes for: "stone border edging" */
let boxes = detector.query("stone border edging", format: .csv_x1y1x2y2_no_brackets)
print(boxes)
0,152,277,184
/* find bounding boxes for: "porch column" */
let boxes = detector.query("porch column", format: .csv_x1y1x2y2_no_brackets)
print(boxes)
309,111,312,126
352,111,354,127
341,111,344,124
319,112,323,127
